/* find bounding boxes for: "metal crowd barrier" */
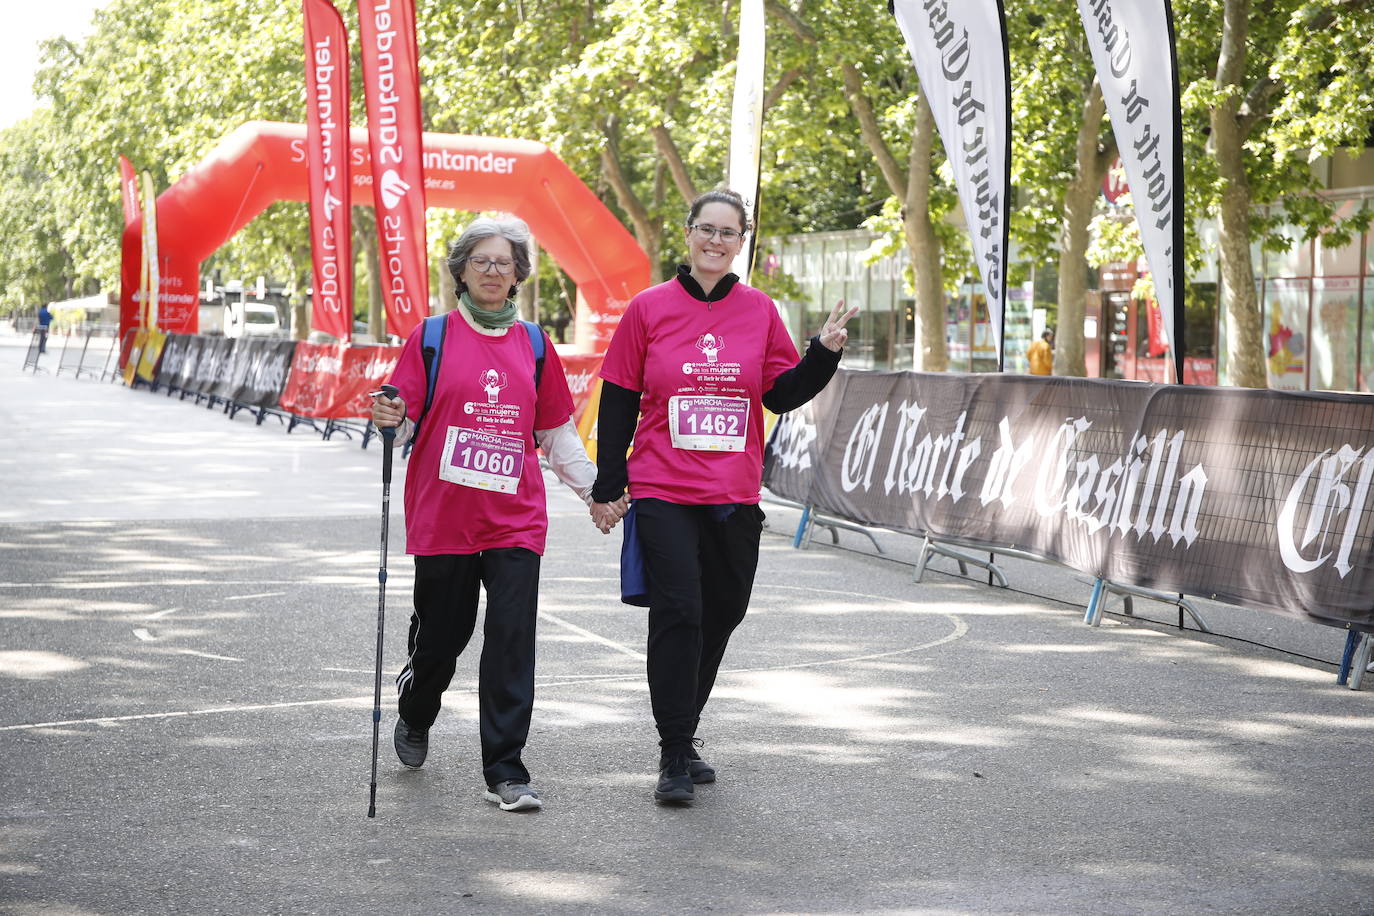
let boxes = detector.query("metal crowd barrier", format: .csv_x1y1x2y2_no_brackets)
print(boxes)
21,328,45,373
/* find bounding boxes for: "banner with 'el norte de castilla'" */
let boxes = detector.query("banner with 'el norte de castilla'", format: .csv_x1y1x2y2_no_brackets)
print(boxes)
1077,0,1186,382
889,0,1011,366
764,369,1374,633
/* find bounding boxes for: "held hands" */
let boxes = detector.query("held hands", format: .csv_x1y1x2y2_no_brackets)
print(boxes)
590,494,631,534
818,299,859,353
372,392,405,429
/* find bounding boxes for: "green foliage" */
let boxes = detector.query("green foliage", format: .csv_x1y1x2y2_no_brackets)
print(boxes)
2,0,1370,369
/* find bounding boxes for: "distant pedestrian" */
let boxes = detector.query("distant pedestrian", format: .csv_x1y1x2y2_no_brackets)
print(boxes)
1028,329,1054,376
36,304,53,354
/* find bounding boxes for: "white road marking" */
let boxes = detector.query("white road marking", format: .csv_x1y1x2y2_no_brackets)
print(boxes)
5,585,968,735
177,650,243,662
224,592,286,601
132,628,156,642
145,607,181,620
538,610,647,660
0,696,368,732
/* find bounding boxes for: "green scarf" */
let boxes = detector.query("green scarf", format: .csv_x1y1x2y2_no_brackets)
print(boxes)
460,290,518,329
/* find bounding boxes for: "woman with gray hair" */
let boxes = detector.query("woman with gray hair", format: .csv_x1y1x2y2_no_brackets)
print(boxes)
372,216,622,812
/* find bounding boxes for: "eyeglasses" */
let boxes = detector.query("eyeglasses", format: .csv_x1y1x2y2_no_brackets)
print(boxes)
688,224,744,243
467,255,516,275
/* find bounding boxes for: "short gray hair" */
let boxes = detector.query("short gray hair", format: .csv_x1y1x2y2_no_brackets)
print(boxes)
446,216,533,298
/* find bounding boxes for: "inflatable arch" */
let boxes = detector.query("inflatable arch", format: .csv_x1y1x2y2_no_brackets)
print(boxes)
120,120,650,351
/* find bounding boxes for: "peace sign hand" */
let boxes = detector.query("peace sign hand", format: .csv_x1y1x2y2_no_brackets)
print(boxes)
818,299,859,353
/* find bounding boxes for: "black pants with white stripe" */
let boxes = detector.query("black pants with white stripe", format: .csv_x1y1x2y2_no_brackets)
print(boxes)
634,498,764,756
396,548,539,786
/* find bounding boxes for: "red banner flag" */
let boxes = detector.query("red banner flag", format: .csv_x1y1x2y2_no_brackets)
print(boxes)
303,0,353,341
356,0,429,340
118,155,139,226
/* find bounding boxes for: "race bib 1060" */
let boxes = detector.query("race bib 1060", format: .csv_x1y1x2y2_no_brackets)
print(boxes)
438,426,525,493
668,395,749,452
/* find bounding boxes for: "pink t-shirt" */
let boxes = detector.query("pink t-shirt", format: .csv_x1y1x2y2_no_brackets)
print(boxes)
600,278,799,505
388,313,574,556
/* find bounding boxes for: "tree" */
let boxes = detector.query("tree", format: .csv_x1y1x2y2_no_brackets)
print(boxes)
767,0,964,371
1181,0,1374,387
1006,6,1118,377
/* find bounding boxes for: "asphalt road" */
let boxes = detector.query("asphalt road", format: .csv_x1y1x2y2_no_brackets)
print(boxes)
2,334,1371,915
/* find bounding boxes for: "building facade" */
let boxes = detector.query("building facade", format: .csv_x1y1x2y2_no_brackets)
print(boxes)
764,181,1374,390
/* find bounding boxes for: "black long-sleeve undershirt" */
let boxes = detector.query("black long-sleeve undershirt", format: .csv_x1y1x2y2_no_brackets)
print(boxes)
591,267,844,503
590,381,641,504
591,337,842,504
761,335,841,413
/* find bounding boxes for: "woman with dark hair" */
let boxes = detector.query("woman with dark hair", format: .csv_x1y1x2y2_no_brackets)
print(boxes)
590,189,856,804
372,215,620,812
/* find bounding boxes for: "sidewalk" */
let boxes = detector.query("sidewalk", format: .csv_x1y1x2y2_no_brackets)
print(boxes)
1,345,1370,915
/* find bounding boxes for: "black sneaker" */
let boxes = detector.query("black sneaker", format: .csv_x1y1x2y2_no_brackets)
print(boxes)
393,717,428,768
655,753,694,804
687,743,715,784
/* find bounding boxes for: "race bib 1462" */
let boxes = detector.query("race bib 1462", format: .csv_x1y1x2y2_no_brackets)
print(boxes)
668,395,749,452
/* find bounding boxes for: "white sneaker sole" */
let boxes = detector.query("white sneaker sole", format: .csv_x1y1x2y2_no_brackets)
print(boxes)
484,790,542,811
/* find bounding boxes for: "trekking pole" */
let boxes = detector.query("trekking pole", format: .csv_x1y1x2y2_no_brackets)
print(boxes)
368,384,399,818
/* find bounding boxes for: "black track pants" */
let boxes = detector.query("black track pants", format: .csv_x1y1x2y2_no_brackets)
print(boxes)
395,548,540,786
634,498,764,754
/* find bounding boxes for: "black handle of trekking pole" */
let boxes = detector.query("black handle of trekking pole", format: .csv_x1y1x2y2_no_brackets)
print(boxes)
369,383,400,819
378,384,399,444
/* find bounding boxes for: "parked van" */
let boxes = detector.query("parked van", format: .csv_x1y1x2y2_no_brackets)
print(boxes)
224,301,284,338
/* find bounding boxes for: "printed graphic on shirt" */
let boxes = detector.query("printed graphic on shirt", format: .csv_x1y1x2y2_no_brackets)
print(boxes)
680,331,745,390
439,426,525,493
696,332,725,363
463,366,524,431
668,395,749,451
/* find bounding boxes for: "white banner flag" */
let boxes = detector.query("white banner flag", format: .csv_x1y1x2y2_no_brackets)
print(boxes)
1077,0,1185,381
890,0,1011,365
728,0,766,280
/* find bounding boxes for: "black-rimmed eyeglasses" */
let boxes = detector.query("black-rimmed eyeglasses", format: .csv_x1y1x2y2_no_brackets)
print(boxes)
467,255,516,275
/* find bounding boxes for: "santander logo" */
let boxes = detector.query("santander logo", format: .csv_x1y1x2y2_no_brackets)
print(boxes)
380,170,410,209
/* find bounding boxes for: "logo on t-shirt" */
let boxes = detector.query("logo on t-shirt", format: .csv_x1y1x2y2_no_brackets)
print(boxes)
478,368,508,404
682,331,742,385
463,367,523,427
696,332,725,364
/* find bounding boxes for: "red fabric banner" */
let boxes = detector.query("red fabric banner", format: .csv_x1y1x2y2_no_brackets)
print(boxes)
303,0,353,341
118,155,139,226
278,342,402,418
1145,297,1169,358
356,0,428,340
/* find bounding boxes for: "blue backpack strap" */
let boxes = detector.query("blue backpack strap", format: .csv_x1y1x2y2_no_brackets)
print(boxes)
519,319,546,448
519,319,545,389
411,314,447,444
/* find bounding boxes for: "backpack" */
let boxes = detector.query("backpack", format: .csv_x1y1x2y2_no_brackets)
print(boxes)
410,313,546,448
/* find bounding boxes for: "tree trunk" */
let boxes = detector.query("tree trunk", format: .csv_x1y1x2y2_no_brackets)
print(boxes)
1212,0,1267,388
600,132,662,284
517,240,539,322
435,252,454,314
904,92,947,372
355,210,385,342
1056,80,1112,377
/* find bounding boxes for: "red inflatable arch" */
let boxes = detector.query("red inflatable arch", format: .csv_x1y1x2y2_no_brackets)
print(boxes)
120,120,650,351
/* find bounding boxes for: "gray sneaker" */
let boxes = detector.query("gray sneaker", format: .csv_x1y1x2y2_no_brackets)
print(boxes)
484,780,543,811
393,718,428,768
